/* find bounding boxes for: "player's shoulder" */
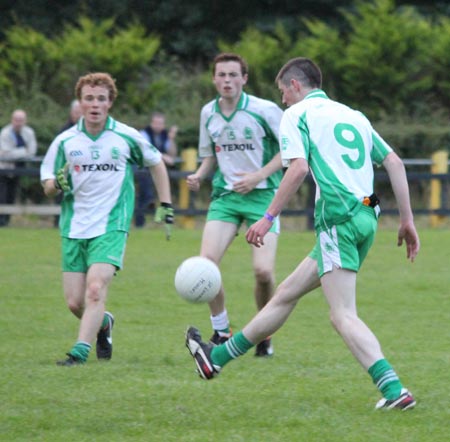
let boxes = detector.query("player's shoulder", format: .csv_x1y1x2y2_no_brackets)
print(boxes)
326,98,371,125
108,118,141,138
245,94,283,125
109,117,132,132
200,99,217,116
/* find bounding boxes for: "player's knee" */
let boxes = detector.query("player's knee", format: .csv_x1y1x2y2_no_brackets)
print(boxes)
254,266,273,285
66,299,83,317
329,309,354,333
85,280,105,304
271,284,296,308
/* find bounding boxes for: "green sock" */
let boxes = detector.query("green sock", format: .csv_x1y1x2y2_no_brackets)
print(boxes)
368,359,403,400
101,313,109,329
69,341,91,363
211,331,254,368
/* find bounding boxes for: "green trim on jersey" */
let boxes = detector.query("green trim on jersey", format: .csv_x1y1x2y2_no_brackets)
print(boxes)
308,135,362,229
305,90,328,100
106,163,135,231
371,132,392,165
55,138,73,233
212,93,249,122
76,116,117,141
115,130,152,167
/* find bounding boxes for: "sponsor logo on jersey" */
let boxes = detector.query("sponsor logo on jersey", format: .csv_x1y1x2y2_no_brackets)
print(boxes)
73,163,120,172
216,143,255,152
69,150,83,157
281,135,289,151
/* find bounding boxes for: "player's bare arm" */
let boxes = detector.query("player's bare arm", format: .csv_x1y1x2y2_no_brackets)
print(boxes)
150,160,172,204
382,152,420,262
186,156,217,191
233,152,283,194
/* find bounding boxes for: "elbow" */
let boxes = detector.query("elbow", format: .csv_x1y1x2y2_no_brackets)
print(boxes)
292,157,309,177
384,151,403,167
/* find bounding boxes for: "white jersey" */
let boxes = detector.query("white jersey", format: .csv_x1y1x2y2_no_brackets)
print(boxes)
279,89,392,228
41,116,162,238
199,92,283,192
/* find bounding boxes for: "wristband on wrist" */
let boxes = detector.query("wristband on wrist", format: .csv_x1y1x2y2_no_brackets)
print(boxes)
264,212,275,222
161,202,172,208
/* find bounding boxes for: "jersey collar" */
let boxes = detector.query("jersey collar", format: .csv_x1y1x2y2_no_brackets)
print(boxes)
214,92,249,121
305,89,328,100
77,116,116,139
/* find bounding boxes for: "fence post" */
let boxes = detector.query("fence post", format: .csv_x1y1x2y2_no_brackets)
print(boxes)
429,150,448,227
179,147,197,229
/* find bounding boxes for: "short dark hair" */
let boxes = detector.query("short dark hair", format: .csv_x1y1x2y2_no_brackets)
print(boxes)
276,57,322,89
212,53,249,76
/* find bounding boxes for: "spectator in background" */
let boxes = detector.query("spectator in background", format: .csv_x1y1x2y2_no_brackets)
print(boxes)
0,109,37,226
59,100,82,133
135,112,178,227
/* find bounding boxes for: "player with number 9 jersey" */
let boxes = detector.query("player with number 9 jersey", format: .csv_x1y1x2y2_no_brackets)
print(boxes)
279,89,392,230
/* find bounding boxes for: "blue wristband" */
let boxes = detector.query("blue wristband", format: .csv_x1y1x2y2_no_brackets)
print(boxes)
264,212,275,222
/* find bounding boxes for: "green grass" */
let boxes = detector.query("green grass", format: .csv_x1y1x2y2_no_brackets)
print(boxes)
0,226,449,442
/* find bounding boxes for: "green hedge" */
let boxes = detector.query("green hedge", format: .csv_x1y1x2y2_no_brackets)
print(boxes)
0,0,449,155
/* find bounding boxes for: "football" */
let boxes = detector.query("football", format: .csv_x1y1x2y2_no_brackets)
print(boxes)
174,256,222,303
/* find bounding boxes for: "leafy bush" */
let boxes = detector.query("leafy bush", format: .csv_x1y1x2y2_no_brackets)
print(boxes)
1,2,449,161
429,16,450,108
0,17,160,106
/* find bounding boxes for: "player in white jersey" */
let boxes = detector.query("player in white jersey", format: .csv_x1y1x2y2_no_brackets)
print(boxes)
186,53,283,356
41,73,173,366
185,58,420,411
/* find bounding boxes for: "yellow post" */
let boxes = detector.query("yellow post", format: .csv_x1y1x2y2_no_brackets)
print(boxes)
429,150,448,227
179,147,198,229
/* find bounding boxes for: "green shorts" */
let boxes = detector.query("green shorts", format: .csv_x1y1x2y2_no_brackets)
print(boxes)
309,205,378,277
207,189,280,234
62,231,128,272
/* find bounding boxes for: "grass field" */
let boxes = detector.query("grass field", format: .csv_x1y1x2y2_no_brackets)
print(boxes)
0,225,449,442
